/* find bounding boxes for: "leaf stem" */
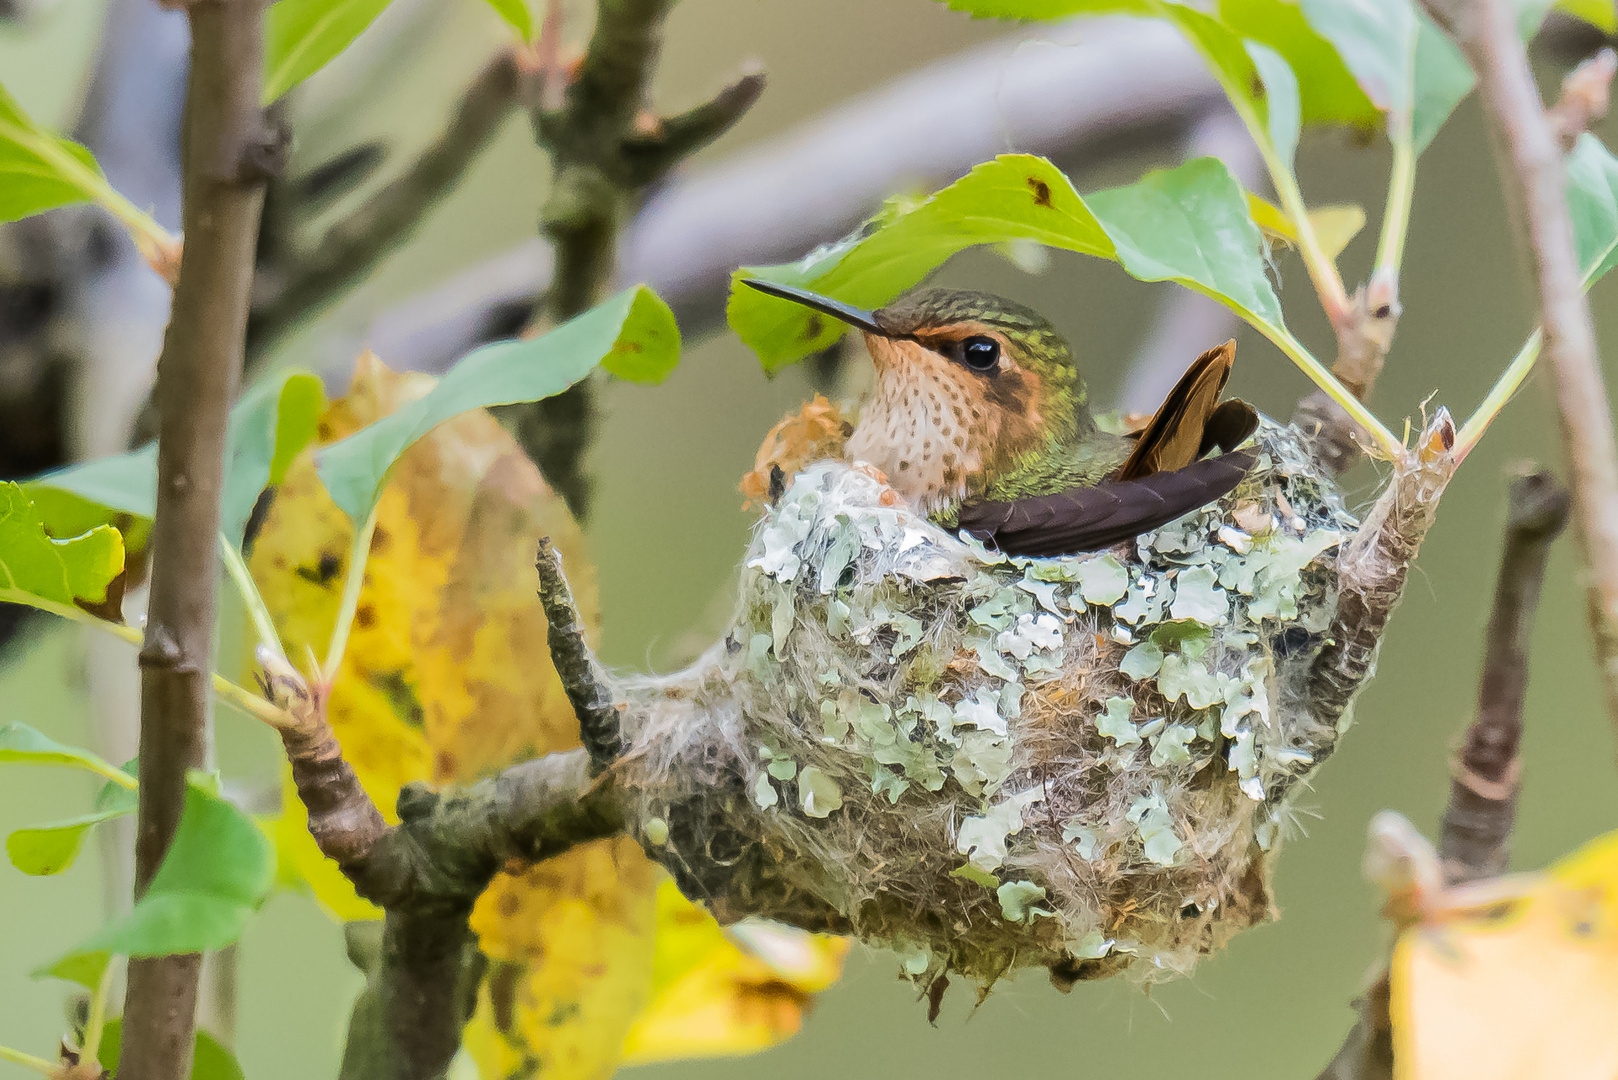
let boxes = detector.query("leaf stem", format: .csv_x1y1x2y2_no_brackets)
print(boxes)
1375,130,1417,274
1457,329,1541,458
1261,324,1404,457
220,533,285,661
1261,145,1352,326
0,1044,57,1076
82,958,117,1066
323,506,378,682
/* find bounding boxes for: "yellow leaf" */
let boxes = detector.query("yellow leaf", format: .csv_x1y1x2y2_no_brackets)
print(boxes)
1391,829,1618,1080
620,880,850,1066
1557,0,1617,34
251,353,843,1078
1248,193,1365,265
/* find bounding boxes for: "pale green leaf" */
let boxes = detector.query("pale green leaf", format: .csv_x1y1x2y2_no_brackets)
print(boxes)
1297,0,1473,154
269,373,327,486
32,949,110,990
0,723,132,787
264,0,395,104
7,781,137,876
318,285,679,522
55,773,273,963
0,80,171,256
1567,133,1618,286
482,0,535,39
0,483,124,613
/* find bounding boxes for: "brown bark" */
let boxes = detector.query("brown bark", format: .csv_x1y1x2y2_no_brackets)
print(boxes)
121,3,275,1078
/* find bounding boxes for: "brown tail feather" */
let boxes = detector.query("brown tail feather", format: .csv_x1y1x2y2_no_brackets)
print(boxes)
1115,340,1237,482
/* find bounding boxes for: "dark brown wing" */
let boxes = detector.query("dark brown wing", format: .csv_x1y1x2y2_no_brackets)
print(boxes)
956,450,1256,557
1116,340,1236,482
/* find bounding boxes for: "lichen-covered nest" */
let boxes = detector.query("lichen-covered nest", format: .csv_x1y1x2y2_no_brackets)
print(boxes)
615,419,1357,993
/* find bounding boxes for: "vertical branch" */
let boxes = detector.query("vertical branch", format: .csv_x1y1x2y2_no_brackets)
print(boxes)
505,0,763,519
120,1,276,1077
1438,467,1568,883
1426,0,1618,746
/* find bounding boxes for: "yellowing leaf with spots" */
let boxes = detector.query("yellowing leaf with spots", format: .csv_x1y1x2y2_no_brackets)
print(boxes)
249,353,845,1078
1391,829,1618,1080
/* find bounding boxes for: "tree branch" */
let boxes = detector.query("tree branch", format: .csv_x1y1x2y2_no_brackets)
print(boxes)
246,46,526,362
1438,466,1568,884
504,0,763,521
120,1,275,1078
536,537,621,774
1427,0,1618,749
264,649,621,1080
357,16,1222,378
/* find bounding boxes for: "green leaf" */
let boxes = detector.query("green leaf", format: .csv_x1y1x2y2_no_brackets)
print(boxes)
0,483,124,613
1088,157,1285,327
58,773,274,962
270,373,327,486
730,157,1112,369
220,370,327,546
317,285,679,522
264,0,395,104
7,781,137,876
0,723,134,787
732,154,1283,369
32,369,325,549
0,80,172,257
1567,133,1618,286
32,949,110,990
482,0,535,39
1297,0,1473,154
97,1020,246,1080
1153,3,1301,171
1219,0,1381,129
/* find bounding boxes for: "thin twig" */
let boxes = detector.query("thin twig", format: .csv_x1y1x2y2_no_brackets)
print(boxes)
246,46,526,362
1291,269,1402,474
120,1,277,1077
536,537,621,773
1438,467,1568,884
501,0,763,520
1426,0,1618,748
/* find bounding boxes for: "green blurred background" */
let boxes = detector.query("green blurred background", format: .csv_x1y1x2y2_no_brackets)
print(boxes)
3,0,1618,1076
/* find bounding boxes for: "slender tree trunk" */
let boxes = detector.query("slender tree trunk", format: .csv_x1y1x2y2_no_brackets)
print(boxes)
120,2,273,1077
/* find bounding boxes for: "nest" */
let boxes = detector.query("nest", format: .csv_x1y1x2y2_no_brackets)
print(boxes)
613,419,1358,993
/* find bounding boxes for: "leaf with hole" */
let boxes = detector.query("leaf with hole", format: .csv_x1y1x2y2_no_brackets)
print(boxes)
730,154,1285,368
264,0,395,104
316,285,679,523
1219,0,1380,129
0,484,124,617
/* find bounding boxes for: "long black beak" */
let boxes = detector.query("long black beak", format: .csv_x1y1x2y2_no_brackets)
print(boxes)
741,279,890,336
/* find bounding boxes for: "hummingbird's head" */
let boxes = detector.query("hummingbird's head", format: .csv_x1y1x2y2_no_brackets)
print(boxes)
743,281,1090,513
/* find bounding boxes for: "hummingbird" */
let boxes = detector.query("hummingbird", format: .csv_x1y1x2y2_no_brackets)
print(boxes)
742,280,1259,558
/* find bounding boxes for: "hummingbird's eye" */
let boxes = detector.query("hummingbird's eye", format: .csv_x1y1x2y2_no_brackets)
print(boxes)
960,336,1000,372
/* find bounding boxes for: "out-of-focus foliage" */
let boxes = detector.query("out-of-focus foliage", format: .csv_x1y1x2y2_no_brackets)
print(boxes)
1391,829,1618,1080
0,483,124,615
250,355,844,1079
